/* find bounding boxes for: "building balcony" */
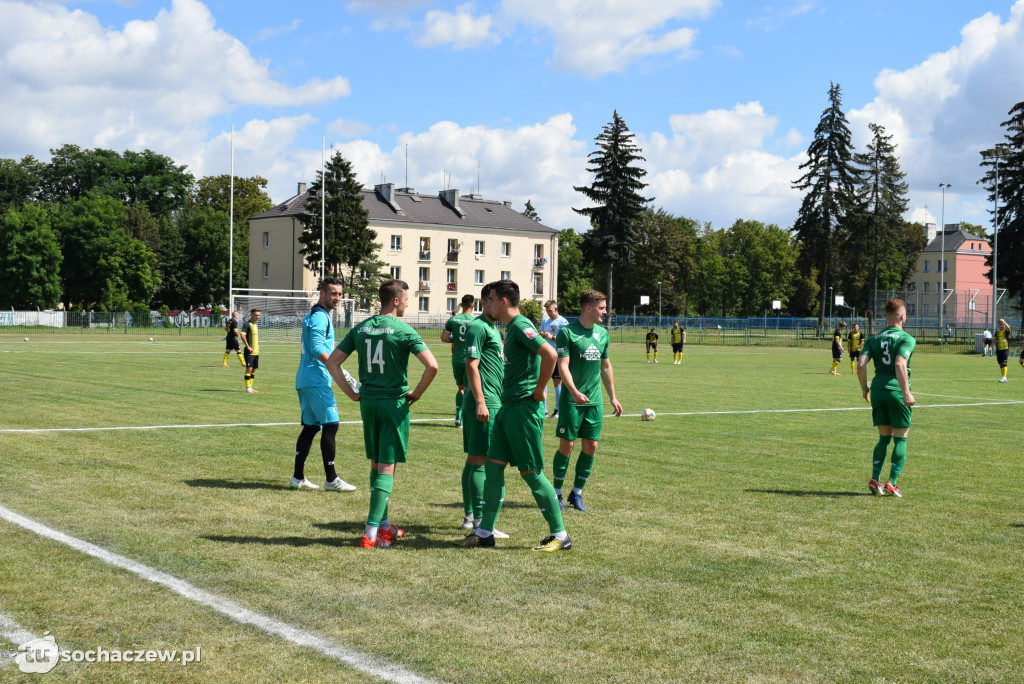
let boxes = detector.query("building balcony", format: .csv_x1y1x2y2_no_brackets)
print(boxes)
446,250,460,263
534,257,548,268
419,250,431,261
418,280,431,291
446,282,457,292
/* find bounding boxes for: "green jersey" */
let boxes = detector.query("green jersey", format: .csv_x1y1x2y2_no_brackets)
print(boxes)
556,320,609,407
862,326,916,392
337,315,428,399
464,315,504,408
501,314,548,404
444,313,476,364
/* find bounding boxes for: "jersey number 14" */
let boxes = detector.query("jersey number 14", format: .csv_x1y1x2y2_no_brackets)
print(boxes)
365,339,386,373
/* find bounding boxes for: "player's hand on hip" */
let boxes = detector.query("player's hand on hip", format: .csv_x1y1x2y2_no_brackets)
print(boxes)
406,391,421,404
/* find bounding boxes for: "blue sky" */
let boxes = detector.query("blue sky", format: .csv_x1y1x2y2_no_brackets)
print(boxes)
2,0,1023,233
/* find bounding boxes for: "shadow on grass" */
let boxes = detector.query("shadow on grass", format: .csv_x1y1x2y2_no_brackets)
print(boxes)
201,534,349,547
428,500,534,509
184,478,282,491
1010,523,1024,528
196,389,235,392
746,488,870,497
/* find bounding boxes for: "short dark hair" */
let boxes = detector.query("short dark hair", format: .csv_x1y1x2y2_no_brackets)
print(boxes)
460,294,475,309
319,277,344,291
379,279,408,305
250,308,260,315
480,283,491,300
578,290,606,309
488,279,520,307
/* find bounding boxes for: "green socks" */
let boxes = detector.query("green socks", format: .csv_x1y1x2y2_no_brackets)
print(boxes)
889,437,908,485
456,390,464,421
522,471,565,534
461,462,474,517
367,472,393,527
479,460,506,533
461,462,485,520
872,435,892,481
573,453,595,491
552,451,570,490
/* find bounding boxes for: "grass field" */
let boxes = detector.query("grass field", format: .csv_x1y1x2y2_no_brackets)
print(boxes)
1,333,1023,683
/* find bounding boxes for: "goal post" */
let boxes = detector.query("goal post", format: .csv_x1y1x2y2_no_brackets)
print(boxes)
230,288,355,343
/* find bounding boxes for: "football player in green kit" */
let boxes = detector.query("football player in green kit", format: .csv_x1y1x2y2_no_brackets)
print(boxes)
551,289,623,511
442,294,476,426
329,279,439,548
857,299,916,498
461,279,571,552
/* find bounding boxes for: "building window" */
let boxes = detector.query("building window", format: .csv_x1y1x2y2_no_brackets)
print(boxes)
419,267,429,281
534,244,544,259
390,235,402,251
907,302,916,315
475,269,485,285
262,232,269,248
923,282,929,294
475,240,485,256
501,270,510,281
390,266,401,279
446,268,457,292
419,237,430,260
446,297,457,313
970,242,975,250
419,296,429,313
923,260,929,272
533,273,543,295
923,303,929,315
501,242,511,257
943,260,948,272
261,262,269,279
474,299,483,313
447,238,460,262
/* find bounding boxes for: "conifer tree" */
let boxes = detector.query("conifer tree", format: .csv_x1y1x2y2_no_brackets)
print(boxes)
979,100,1024,303
792,83,858,327
573,111,653,313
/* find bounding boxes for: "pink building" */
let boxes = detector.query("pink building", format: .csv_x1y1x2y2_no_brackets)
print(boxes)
907,225,993,327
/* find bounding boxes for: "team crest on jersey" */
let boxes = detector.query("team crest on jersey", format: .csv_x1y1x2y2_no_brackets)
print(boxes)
581,344,601,361
524,327,537,340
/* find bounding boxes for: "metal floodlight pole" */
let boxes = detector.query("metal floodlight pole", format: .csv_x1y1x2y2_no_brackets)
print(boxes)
228,125,234,314
939,183,951,333
321,135,326,282
829,286,833,326
981,145,1005,332
658,281,662,327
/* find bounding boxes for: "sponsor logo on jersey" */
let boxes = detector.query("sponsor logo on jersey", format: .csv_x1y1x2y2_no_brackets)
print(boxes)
524,328,537,340
581,344,601,361
467,345,477,354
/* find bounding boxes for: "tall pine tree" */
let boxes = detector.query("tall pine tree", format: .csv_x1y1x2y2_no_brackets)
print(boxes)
850,122,914,313
792,83,858,327
298,149,385,305
979,100,1024,303
573,111,653,313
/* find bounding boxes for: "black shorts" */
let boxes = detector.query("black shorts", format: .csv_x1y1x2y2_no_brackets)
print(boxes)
996,349,1009,366
646,343,658,351
244,352,259,369
225,336,240,352
850,350,860,360
832,346,842,359
672,342,683,353
551,363,561,380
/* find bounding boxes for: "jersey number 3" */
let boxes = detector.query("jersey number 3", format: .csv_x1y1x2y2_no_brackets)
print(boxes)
880,339,892,365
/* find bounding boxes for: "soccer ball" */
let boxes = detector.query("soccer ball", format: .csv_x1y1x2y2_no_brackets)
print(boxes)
149,337,154,341
642,408,656,421
24,337,29,342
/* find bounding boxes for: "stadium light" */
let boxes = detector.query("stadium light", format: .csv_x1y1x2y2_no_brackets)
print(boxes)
980,145,1006,331
658,281,662,327
939,183,951,333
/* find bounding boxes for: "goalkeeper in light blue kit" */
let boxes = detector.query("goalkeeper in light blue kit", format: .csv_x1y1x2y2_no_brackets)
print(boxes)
857,298,916,498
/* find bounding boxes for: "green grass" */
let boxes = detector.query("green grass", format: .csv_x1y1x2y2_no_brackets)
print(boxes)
1,333,1023,682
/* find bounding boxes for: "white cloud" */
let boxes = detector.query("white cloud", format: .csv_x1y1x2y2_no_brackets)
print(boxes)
415,3,499,49
849,1,1024,230
0,0,348,157
257,18,301,41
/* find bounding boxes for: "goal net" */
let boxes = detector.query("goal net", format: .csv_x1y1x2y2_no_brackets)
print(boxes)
230,289,356,343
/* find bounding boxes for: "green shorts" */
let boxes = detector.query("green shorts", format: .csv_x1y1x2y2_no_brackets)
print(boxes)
555,402,603,441
451,360,467,387
488,399,545,472
359,396,410,464
870,386,912,430
462,396,499,455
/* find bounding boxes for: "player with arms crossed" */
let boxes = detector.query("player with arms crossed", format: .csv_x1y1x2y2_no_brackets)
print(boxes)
442,294,476,427
551,289,623,511
329,280,439,548
223,311,245,368
456,283,507,537
847,323,864,374
462,279,571,551
291,277,359,492
240,308,261,393
857,299,916,498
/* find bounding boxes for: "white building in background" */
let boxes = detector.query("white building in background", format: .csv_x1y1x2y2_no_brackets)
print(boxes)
248,183,559,315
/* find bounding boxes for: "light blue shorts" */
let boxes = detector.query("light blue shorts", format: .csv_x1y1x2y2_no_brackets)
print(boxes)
297,386,339,426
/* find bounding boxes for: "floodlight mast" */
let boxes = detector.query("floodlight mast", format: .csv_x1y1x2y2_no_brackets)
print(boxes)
939,183,951,332
980,145,1006,332
229,125,234,314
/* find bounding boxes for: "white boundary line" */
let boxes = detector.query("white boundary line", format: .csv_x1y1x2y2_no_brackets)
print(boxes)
0,505,434,683
0,612,38,663
4,401,1023,434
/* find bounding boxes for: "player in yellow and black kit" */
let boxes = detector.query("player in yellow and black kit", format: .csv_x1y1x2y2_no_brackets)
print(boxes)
240,308,261,393
995,318,1013,383
829,321,846,375
645,328,659,363
669,321,686,364
223,311,245,368
847,323,864,374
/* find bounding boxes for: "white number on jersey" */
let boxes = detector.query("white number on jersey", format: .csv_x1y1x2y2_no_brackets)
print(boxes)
365,339,385,373
881,339,892,366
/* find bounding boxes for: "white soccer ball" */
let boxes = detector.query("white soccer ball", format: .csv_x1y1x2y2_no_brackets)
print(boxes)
149,337,154,341
642,408,656,421
24,337,29,341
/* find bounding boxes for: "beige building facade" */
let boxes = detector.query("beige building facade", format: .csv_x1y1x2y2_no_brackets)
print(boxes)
248,183,559,316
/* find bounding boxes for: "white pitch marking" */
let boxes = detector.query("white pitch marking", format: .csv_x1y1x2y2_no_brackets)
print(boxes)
616,399,1024,419
0,505,434,684
0,612,38,662
0,417,454,434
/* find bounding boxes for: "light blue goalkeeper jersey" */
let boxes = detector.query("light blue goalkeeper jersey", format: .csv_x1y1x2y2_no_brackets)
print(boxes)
295,305,334,389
